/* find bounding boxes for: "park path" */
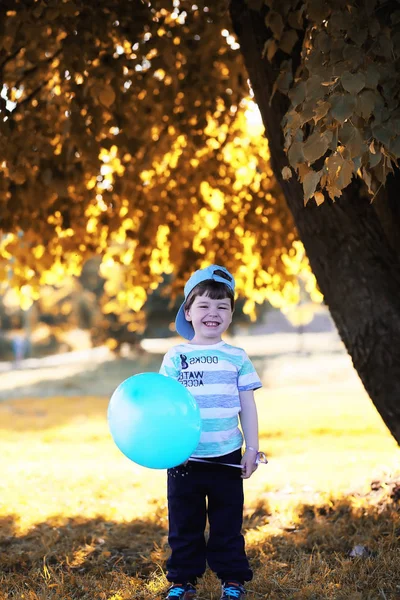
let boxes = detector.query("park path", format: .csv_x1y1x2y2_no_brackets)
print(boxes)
0,331,357,401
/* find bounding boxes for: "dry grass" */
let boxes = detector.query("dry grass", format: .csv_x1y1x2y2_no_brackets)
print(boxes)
0,360,399,599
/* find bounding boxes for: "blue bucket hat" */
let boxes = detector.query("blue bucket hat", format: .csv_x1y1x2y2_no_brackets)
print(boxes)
175,264,235,340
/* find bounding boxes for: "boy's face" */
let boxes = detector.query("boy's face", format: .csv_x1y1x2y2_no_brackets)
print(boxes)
184,293,233,344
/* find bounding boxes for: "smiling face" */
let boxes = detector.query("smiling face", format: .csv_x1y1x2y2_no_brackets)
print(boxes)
184,292,233,344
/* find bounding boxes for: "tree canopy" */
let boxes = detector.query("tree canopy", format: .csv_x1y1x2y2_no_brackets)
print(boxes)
258,0,400,204
0,0,322,327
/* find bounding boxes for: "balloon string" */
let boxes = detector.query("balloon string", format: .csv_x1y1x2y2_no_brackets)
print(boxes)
188,452,268,469
189,458,243,469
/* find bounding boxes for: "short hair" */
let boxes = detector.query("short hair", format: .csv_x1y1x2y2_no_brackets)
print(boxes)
185,280,235,312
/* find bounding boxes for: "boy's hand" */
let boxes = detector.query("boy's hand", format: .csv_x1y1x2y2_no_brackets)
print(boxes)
241,448,258,479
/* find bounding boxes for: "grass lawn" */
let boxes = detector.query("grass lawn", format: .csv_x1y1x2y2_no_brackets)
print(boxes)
0,355,399,599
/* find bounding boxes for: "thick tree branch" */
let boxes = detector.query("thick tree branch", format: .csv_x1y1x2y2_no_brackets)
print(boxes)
0,46,23,75
14,47,63,89
12,78,51,114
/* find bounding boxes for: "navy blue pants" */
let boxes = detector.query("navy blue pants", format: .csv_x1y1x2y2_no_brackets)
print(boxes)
166,449,252,584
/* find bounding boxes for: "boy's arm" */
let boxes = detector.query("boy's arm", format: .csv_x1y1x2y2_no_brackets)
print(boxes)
239,389,259,479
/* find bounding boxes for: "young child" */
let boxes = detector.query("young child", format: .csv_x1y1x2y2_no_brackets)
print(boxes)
159,265,262,600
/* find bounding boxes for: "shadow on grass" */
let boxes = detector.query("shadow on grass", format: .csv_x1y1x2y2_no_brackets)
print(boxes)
0,512,169,599
0,512,167,576
1,494,399,599
246,495,400,600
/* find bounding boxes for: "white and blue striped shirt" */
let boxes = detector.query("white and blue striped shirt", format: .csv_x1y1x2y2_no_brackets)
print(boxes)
159,341,262,458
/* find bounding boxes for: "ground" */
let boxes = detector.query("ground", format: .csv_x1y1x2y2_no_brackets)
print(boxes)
1,332,399,599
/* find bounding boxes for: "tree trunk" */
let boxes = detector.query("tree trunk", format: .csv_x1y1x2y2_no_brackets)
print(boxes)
230,0,400,444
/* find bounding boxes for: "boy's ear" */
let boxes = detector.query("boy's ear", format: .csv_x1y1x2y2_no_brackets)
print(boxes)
184,308,192,322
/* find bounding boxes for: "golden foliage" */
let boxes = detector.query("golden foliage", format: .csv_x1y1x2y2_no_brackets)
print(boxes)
0,0,320,319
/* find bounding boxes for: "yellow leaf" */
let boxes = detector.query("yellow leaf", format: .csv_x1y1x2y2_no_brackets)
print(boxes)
303,170,321,201
99,84,116,107
281,166,292,180
314,192,325,206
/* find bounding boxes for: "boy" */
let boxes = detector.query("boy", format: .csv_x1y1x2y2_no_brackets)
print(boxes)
159,265,262,600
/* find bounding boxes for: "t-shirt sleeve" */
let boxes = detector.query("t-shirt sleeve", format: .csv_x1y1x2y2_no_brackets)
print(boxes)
238,351,262,391
159,348,180,380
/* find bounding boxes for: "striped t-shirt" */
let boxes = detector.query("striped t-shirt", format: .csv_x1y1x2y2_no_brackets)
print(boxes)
159,341,262,458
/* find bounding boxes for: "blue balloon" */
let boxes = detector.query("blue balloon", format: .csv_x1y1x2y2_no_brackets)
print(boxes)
108,372,201,469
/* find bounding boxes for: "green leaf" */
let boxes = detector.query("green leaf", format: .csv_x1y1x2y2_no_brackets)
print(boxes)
372,123,392,146
262,38,278,62
279,29,298,54
343,45,364,68
305,76,325,101
336,158,354,189
329,126,338,151
365,0,377,16
330,94,356,124
328,10,351,32
272,60,293,97
314,31,330,53
283,109,301,133
355,90,376,119
393,31,400,58
288,81,306,107
369,150,382,168
307,1,330,23
364,64,381,88
288,141,304,166
246,0,265,9
361,167,373,193
265,11,284,39
339,123,365,158
368,15,380,37
303,131,330,163
390,137,400,158
313,101,330,123
287,9,305,30
341,71,366,95
303,170,321,201
348,26,368,46
376,34,392,59
391,119,400,135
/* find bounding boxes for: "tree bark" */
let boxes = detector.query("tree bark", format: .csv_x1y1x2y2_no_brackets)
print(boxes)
230,0,400,444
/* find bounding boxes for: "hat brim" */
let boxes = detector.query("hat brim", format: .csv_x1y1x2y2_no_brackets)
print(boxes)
175,301,195,340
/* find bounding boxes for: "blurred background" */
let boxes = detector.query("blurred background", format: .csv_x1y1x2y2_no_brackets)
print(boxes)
0,260,341,399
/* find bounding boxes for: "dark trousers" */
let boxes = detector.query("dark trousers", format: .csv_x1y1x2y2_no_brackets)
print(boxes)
166,449,252,584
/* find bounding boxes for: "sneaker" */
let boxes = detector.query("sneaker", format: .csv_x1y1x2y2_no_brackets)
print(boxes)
220,581,246,599
165,583,197,599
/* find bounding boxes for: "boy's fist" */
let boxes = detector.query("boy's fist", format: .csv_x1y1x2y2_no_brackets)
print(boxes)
241,448,258,479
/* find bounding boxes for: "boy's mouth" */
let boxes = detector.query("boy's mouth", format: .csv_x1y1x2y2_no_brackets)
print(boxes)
203,321,220,327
